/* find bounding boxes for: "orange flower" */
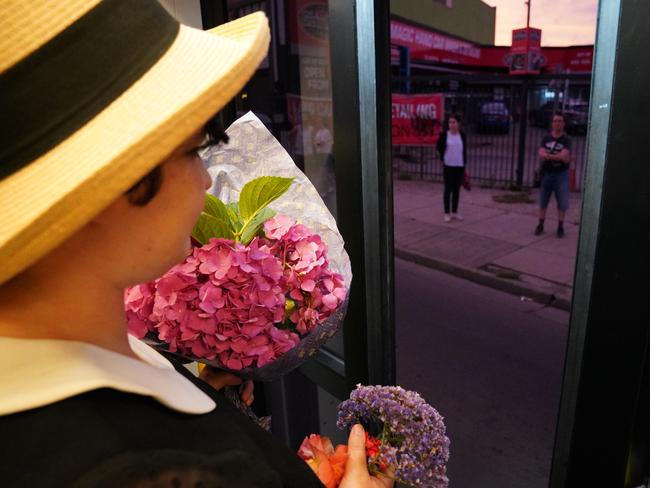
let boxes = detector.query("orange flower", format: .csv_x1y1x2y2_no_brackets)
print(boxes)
298,434,348,488
365,432,382,459
365,433,390,472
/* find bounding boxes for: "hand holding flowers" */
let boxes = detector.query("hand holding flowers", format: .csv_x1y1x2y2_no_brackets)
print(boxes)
339,425,394,488
299,385,450,488
298,425,393,488
198,365,254,406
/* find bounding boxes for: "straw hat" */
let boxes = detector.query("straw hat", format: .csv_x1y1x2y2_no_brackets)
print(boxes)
0,0,270,284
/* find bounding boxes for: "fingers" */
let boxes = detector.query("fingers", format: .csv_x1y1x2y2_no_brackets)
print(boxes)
375,470,395,488
199,366,242,391
344,424,368,478
239,380,254,406
340,424,396,488
198,367,255,406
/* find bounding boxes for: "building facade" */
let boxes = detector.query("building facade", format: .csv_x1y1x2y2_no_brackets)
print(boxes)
391,0,496,45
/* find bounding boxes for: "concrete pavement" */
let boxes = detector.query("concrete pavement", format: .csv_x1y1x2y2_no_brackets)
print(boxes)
393,179,582,310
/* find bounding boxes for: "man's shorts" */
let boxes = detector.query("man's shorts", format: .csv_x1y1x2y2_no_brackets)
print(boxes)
539,170,570,211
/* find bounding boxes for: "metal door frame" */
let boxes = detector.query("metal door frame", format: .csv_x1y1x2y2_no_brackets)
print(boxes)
550,1,650,486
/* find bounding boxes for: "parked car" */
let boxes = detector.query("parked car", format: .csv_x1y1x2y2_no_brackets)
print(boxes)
477,102,510,134
529,101,588,135
564,103,589,135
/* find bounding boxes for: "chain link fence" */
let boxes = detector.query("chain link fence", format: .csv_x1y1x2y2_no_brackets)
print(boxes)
392,74,591,191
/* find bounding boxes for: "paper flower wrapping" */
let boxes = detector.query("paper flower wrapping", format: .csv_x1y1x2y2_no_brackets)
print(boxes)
125,113,351,380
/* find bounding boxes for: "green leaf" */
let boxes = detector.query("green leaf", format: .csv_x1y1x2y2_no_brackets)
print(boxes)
203,194,229,222
239,207,276,245
190,194,236,244
226,202,243,234
191,212,233,244
238,176,293,221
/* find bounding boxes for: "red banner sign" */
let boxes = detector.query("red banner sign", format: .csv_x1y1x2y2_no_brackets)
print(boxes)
288,0,329,48
509,27,542,75
543,46,593,73
392,94,445,145
390,19,481,65
390,18,592,74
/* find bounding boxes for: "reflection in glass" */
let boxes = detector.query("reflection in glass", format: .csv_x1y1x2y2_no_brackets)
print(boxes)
227,0,341,357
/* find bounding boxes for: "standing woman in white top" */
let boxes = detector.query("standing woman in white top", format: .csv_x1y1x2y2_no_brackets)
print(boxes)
436,114,468,222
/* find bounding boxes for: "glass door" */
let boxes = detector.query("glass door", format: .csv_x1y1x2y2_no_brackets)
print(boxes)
193,2,650,485
202,0,395,448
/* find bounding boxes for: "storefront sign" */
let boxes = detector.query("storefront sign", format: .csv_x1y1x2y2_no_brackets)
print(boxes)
392,94,444,145
287,0,333,132
390,19,481,65
509,27,542,75
391,18,592,75
288,0,329,48
543,46,593,73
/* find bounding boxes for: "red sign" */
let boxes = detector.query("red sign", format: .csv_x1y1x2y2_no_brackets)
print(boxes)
390,19,482,65
288,0,329,48
543,46,593,73
391,18,592,74
509,27,542,75
392,94,444,145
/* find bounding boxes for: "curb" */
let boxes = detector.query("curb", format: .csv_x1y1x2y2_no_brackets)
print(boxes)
395,247,572,311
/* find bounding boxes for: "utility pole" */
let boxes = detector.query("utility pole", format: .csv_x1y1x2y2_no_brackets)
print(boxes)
516,0,532,188
525,0,531,66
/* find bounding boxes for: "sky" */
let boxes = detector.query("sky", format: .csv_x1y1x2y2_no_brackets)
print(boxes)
482,0,599,46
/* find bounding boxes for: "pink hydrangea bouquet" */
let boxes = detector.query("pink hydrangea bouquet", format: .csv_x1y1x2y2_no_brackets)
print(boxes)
125,175,348,380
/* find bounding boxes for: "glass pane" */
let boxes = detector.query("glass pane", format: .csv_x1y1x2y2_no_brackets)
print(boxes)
226,0,342,358
391,11,594,487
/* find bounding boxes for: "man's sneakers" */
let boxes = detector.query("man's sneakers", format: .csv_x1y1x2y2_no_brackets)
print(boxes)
535,222,565,237
444,214,452,223
452,213,464,221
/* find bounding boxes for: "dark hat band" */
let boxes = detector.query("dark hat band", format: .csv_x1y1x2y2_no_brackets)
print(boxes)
0,0,180,180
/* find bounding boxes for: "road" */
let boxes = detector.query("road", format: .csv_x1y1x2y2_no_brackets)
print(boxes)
395,258,569,488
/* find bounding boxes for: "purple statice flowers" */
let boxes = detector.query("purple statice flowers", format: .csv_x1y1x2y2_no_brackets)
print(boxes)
337,385,450,487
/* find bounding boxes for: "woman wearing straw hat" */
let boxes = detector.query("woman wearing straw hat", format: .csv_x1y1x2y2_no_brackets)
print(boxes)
0,1,392,487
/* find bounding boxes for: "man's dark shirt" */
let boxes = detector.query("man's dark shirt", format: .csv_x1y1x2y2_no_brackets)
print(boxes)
540,134,571,172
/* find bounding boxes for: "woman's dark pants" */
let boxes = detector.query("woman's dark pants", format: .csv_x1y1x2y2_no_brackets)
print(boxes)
443,165,464,214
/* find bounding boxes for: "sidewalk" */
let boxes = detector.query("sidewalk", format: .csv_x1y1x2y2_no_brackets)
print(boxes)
393,179,582,310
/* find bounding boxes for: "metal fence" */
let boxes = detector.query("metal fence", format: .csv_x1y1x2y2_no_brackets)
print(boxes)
392,74,591,191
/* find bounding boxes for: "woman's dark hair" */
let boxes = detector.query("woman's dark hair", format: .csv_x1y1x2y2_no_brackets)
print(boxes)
126,115,229,206
448,113,461,124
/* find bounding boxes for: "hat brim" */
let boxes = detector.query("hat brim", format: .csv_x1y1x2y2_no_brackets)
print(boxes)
0,13,270,284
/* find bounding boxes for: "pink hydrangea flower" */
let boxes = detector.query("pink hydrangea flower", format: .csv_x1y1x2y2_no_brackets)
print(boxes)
124,215,346,370
264,214,294,240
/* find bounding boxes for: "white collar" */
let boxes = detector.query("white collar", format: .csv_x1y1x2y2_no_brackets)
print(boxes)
0,335,216,416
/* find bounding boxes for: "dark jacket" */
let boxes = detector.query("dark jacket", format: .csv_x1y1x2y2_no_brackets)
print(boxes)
436,130,468,167
0,361,321,488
